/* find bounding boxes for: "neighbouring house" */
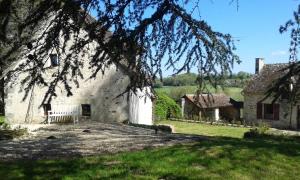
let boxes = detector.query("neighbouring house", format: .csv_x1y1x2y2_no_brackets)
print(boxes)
2,12,153,125
243,58,299,129
181,93,242,121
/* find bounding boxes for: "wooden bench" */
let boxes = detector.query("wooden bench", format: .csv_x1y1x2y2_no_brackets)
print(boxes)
47,105,80,124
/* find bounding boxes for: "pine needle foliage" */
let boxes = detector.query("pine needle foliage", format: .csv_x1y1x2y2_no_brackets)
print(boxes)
0,0,240,104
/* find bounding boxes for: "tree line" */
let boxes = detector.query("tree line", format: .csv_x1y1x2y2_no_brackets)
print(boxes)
154,71,253,88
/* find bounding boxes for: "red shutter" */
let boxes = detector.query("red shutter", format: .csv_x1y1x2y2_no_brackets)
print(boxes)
257,103,262,119
273,104,280,120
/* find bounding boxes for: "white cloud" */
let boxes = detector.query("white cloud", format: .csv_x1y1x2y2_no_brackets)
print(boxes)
271,50,287,56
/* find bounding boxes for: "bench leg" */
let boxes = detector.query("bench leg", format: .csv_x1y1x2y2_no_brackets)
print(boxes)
73,115,79,124
47,114,79,125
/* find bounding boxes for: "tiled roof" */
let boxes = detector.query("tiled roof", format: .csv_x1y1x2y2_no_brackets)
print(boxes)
243,63,290,94
183,93,233,109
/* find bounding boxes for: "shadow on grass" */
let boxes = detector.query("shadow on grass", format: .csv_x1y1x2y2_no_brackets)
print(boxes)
1,133,300,179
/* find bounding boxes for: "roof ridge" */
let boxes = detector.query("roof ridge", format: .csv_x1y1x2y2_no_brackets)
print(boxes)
265,62,289,66
243,62,290,94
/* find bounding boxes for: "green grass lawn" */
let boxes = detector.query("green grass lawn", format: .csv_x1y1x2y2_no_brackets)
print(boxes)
158,120,249,138
1,121,300,179
1,135,300,179
155,85,243,101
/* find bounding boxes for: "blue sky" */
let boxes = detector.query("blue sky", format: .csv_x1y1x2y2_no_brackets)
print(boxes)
91,0,298,76
191,0,298,75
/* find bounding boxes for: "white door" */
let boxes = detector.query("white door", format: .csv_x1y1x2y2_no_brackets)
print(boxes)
129,87,153,125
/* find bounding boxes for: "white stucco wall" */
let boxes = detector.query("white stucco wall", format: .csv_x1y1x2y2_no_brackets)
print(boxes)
5,62,131,124
214,108,220,121
129,87,153,125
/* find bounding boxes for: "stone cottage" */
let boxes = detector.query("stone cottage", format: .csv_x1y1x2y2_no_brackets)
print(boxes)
1,12,153,125
243,58,299,129
181,94,242,121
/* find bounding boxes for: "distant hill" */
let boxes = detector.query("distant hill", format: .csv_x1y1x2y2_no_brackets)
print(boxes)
154,71,253,88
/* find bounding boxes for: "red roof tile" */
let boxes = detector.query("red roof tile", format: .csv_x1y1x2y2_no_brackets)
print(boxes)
183,93,233,109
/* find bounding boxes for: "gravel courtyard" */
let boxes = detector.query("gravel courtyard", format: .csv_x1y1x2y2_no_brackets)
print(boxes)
0,122,204,161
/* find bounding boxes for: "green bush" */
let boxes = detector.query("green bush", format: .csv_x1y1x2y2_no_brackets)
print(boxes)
0,116,9,129
244,122,270,139
153,81,163,88
155,92,181,120
0,116,4,126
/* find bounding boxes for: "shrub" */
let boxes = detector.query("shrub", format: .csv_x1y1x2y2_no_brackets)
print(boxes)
0,116,10,129
0,116,5,127
0,116,4,125
155,92,181,120
244,122,270,139
153,81,163,88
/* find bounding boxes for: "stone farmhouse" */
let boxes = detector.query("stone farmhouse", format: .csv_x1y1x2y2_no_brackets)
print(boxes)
1,13,153,126
243,58,299,129
181,94,242,121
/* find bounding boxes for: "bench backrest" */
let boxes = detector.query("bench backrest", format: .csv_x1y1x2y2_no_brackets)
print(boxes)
50,105,80,116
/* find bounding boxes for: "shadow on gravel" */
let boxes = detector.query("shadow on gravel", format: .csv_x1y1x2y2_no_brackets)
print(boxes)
1,133,300,179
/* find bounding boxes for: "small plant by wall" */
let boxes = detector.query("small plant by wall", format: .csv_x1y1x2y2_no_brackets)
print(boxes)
244,122,270,138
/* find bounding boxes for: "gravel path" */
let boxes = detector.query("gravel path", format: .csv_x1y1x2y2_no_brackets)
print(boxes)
0,122,205,161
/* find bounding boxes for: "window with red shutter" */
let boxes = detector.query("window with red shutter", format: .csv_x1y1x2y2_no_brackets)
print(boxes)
257,103,262,119
260,103,280,120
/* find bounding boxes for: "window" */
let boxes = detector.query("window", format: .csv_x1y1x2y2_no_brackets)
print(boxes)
257,103,279,120
264,104,274,120
43,104,51,116
50,54,59,66
81,104,91,116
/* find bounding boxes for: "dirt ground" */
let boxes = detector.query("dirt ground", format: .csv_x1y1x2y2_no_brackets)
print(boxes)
0,122,204,161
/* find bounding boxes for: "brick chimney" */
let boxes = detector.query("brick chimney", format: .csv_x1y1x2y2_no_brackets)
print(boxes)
255,58,264,74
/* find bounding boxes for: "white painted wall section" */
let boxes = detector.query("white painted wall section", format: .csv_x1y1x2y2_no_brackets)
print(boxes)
214,108,220,121
181,98,185,118
129,87,153,125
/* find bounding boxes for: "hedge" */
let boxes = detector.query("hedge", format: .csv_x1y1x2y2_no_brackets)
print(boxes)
155,92,181,120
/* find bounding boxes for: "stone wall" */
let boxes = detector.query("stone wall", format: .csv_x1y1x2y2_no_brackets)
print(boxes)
244,93,298,129
220,106,240,121
182,98,241,121
5,63,130,124
183,99,200,119
183,98,216,121
4,25,132,124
